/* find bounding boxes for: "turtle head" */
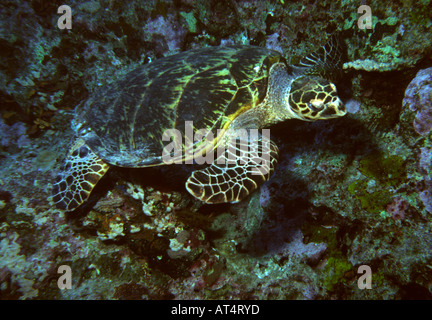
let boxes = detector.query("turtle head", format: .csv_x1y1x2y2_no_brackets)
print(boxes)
287,75,346,121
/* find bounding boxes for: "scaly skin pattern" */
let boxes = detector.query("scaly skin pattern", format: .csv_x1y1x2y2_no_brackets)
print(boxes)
52,138,110,211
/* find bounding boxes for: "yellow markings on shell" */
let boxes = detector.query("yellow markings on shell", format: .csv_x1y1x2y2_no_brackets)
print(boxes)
208,103,254,155
225,103,254,125
217,76,232,85
168,73,196,116
181,102,254,164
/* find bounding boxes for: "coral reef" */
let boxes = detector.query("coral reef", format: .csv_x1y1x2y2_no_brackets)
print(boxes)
403,67,432,136
1,0,432,301
386,196,411,220
0,118,30,154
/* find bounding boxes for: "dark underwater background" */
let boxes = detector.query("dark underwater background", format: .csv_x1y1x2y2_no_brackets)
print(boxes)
1,0,432,300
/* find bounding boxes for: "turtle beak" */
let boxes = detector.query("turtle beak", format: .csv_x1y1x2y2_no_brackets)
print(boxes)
319,96,346,119
333,97,347,117
329,83,346,117
334,97,347,117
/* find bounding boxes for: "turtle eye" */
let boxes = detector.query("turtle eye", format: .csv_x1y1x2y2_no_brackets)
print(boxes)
307,100,324,112
307,102,317,112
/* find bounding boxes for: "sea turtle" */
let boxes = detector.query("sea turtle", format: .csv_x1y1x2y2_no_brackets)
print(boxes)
52,37,347,212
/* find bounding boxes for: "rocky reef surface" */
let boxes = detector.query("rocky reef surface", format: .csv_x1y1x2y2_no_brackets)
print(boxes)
1,0,432,300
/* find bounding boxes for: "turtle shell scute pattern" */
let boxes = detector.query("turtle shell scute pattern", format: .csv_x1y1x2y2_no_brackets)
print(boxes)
74,45,285,168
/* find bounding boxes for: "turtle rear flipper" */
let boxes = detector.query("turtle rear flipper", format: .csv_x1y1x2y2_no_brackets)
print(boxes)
186,134,278,203
52,139,110,212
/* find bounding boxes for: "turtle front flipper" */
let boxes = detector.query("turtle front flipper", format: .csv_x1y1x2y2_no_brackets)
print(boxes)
52,138,110,211
186,134,278,204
